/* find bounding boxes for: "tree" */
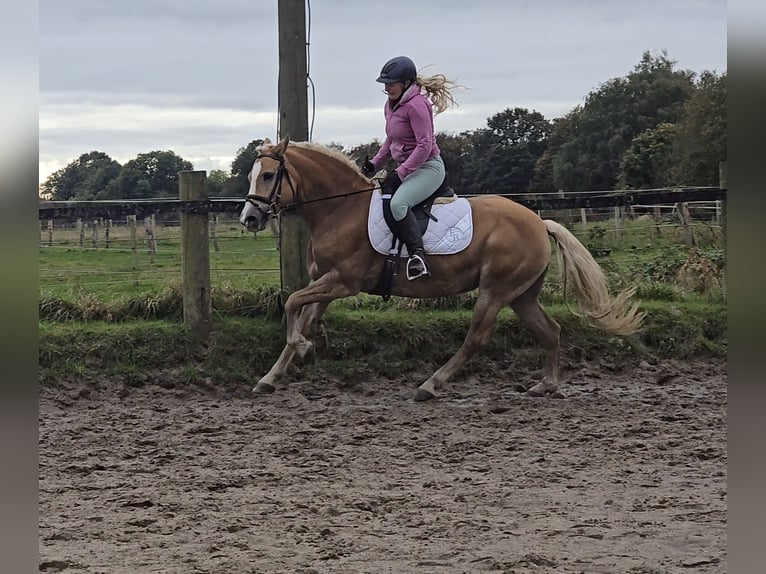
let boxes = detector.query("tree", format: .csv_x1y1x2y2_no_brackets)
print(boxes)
325,141,345,153
40,151,122,200
228,140,266,196
345,139,384,168
668,71,727,186
104,150,193,199
205,169,229,197
617,123,677,189
531,115,573,193
435,131,474,193
469,108,551,193
551,51,695,191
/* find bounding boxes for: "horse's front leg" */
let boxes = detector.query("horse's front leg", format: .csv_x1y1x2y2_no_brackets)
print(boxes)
284,271,356,359
254,272,356,393
253,301,328,393
254,343,297,393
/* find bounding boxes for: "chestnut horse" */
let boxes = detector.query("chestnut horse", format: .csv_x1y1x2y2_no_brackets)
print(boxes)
239,137,643,401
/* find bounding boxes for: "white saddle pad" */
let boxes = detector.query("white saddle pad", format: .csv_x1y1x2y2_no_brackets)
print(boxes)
367,189,473,256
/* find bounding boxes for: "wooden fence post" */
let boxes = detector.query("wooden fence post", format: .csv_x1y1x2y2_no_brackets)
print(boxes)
677,202,696,247
91,219,99,248
179,170,211,340
653,206,663,236
105,219,111,248
719,161,727,298
277,0,311,302
78,219,84,247
210,215,220,252
127,215,138,286
613,206,624,241
47,220,53,246
151,214,159,245
144,217,157,263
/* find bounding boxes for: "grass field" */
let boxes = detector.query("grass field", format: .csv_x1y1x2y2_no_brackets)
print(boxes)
38,213,726,383
39,221,281,302
39,214,725,317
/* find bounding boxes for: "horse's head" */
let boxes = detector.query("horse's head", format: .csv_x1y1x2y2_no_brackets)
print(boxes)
240,135,372,232
239,136,291,232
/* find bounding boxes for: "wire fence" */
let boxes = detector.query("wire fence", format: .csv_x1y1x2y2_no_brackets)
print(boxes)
39,215,281,299
38,187,726,307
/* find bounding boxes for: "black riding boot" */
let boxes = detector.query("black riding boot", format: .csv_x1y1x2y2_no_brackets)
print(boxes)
394,210,430,280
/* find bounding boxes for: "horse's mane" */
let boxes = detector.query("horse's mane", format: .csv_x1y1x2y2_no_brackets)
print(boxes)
260,140,362,173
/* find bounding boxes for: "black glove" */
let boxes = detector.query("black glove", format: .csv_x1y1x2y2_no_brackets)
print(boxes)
361,156,376,176
382,170,402,193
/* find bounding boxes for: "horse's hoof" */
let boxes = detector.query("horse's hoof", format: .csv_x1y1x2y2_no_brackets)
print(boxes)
413,388,436,402
526,383,554,397
253,381,276,394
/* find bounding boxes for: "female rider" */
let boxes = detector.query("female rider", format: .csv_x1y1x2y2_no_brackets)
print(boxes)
362,56,460,280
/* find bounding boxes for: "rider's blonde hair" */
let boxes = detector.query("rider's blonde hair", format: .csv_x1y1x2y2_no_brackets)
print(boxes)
415,72,464,115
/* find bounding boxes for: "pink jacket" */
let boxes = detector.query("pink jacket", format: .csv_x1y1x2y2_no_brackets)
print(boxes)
371,84,440,180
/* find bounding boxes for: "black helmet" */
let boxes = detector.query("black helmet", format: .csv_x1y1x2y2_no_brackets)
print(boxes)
376,56,417,83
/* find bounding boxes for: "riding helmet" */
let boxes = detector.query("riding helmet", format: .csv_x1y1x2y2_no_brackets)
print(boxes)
376,56,417,83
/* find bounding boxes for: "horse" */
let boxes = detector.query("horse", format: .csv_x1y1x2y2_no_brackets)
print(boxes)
239,136,644,401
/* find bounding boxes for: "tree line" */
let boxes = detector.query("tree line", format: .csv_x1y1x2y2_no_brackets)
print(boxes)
40,51,726,202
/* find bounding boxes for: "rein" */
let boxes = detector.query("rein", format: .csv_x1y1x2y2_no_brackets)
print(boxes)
245,152,377,214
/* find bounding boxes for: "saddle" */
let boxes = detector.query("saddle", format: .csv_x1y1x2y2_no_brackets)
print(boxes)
372,172,456,300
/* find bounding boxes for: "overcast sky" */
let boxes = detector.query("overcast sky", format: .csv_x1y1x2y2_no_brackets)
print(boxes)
39,0,727,183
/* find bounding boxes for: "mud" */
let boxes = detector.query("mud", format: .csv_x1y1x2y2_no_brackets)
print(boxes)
39,358,726,573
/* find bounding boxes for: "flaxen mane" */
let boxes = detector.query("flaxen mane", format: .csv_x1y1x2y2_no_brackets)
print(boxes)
260,140,363,173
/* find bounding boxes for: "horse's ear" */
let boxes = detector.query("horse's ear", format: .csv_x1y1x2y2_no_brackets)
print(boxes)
262,137,272,145
273,135,290,156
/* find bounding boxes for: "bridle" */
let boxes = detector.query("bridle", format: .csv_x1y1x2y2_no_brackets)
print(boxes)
244,151,379,216
244,152,296,217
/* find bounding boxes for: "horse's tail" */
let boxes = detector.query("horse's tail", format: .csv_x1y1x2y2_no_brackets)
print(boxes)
544,219,645,336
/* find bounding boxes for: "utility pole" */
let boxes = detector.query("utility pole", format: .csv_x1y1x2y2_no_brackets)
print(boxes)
277,0,311,301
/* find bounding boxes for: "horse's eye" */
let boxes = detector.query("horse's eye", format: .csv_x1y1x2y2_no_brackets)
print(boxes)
263,172,275,181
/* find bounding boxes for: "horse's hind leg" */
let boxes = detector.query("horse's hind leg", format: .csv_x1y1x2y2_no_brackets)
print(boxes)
253,301,329,393
415,290,505,401
510,282,561,397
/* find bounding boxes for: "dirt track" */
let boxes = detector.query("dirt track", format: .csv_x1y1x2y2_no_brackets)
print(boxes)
39,358,726,574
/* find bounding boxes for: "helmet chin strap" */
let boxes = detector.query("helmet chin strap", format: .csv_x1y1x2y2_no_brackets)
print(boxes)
389,80,413,108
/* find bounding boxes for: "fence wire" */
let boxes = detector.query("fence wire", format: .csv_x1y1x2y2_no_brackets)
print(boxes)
39,202,724,298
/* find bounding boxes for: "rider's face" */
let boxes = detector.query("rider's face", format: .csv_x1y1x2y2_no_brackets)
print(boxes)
383,81,405,101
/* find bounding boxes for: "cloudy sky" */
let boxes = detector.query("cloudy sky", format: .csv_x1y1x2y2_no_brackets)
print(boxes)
39,0,727,183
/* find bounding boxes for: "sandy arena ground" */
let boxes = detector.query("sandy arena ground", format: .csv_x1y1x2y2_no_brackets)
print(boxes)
39,358,726,573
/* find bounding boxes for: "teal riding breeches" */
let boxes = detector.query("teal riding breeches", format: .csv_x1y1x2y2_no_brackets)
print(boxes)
390,156,445,221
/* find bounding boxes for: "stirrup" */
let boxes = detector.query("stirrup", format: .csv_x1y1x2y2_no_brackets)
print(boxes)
406,254,429,281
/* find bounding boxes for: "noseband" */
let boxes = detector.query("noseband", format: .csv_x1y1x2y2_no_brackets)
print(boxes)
244,152,296,216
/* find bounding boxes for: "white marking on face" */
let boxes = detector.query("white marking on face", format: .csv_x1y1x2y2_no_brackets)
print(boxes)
239,201,260,227
239,160,263,227
247,161,262,196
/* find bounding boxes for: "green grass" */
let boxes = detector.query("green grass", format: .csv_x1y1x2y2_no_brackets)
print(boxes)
38,217,725,321
39,226,281,302
38,215,726,385
39,300,726,386
40,217,725,305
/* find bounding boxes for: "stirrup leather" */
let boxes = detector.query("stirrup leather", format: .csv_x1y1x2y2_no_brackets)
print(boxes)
406,253,429,281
